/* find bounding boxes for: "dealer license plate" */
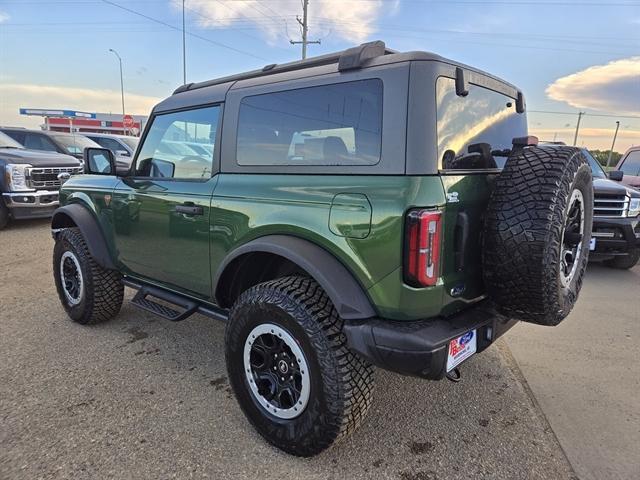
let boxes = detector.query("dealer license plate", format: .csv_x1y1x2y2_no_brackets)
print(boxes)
447,330,477,372
589,238,596,251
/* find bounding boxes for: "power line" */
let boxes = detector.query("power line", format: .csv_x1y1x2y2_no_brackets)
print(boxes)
99,0,266,60
290,0,320,59
528,110,640,119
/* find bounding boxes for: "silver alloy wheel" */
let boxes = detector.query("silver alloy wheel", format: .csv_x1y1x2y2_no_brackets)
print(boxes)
60,250,84,306
243,323,311,420
560,188,585,287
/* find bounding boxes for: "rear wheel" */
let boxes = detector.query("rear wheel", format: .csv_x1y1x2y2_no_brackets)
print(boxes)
225,276,374,457
53,228,124,324
483,146,593,326
604,248,640,269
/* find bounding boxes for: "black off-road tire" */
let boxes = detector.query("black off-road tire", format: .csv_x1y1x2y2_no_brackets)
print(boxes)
483,146,593,326
53,228,124,324
604,248,640,270
225,275,374,457
0,198,9,230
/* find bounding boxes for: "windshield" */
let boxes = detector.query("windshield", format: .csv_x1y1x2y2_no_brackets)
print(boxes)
0,131,24,149
52,134,100,155
583,149,607,179
120,136,139,150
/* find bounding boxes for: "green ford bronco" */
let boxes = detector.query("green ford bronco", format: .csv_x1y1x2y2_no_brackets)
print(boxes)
51,41,594,456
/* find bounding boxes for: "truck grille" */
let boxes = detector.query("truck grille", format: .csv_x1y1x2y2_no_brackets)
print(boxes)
593,193,629,218
26,166,83,190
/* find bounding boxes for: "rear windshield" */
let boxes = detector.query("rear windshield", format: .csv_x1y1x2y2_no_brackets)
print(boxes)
436,77,527,170
236,79,383,166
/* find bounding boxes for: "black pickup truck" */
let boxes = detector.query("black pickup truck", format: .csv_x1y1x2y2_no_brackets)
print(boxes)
1,131,83,230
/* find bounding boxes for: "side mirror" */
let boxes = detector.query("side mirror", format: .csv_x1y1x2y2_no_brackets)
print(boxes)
116,150,130,157
84,147,117,176
609,170,624,181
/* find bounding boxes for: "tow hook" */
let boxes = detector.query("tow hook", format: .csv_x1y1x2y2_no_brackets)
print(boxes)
446,367,462,383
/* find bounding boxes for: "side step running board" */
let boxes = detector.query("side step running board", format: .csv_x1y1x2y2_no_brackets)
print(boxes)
124,278,228,323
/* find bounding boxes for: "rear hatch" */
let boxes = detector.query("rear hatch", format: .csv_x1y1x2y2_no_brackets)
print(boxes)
431,75,527,316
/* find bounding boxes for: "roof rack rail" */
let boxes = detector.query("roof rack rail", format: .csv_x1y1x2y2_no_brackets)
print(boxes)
173,40,395,95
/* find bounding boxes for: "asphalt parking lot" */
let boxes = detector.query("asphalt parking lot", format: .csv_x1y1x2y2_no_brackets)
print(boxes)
1,219,637,479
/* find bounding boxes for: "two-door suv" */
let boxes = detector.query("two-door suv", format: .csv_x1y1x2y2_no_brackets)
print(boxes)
51,42,594,456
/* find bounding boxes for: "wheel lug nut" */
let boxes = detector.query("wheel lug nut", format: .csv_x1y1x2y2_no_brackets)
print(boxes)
281,377,285,381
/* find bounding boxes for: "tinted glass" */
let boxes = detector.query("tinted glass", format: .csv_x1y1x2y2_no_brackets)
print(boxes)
24,133,58,152
436,77,527,170
619,151,640,176
237,79,383,166
3,130,26,145
583,149,607,178
0,131,24,148
135,105,219,179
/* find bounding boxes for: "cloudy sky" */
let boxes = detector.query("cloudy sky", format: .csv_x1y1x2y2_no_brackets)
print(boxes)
0,0,638,151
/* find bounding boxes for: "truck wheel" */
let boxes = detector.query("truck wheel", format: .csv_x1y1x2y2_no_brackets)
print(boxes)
0,198,9,230
483,146,593,326
604,248,640,269
53,228,124,324
225,275,374,457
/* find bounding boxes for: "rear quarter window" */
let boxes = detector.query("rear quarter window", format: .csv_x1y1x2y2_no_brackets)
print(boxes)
436,77,527,170
236,79,383,166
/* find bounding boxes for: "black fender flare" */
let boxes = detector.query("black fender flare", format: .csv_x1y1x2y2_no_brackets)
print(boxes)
214,235,377,320
51,204,116,270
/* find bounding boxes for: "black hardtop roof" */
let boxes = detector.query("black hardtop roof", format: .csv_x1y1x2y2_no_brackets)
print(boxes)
171,40,520,97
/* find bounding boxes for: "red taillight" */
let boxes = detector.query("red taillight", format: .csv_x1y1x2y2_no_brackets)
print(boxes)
404,209,442,287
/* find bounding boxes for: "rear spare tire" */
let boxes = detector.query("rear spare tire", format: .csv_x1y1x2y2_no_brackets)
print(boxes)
483,146,593,326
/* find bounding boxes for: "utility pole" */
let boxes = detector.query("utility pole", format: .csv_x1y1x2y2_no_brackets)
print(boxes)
607,121,621,167
290,0,320,59
573,111,584,146
182,0,186,84
109,49,126,132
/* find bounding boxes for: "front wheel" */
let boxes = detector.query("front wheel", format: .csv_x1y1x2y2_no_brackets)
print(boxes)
225,276,374,457
604,248,640,270
0,198,9,230
53,228,124,324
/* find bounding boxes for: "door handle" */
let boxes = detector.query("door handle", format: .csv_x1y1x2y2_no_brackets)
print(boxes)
174,202,204,216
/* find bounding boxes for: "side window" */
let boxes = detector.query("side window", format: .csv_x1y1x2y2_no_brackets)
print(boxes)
236,79,383,166
4,131,26,145
436,77,527,170
95,137,123,153
24,133,58,152
619,151,640,176
135,105,220,179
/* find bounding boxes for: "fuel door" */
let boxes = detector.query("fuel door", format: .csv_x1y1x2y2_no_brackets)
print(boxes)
329,193,372,239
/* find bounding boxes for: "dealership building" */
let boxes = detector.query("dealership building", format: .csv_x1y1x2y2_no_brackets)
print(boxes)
19,108,148,136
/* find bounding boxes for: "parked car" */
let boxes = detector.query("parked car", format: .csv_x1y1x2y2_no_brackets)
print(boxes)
82,133,139,169
540,144,640,269
51,41,594,456
0,127,100,162
583,148,639,269
613,146,640,190
0,131,82,229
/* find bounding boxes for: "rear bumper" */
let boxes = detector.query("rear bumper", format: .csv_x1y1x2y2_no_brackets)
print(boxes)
343,301,517,380
2,190,59,219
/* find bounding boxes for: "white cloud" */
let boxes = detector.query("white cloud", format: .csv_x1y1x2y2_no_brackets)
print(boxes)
0,11,10,23
0,83,161,127
546,57,640,115
178,0,396,43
